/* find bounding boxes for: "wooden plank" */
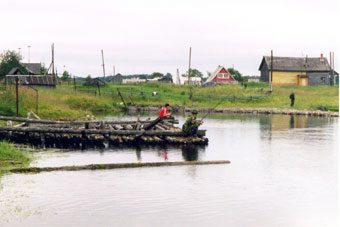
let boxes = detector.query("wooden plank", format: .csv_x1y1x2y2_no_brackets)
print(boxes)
10,160,230,173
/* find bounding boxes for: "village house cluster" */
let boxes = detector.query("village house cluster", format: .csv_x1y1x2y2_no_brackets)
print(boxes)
4,54,338,88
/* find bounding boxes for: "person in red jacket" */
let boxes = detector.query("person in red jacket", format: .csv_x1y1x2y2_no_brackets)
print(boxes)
160,103,171,118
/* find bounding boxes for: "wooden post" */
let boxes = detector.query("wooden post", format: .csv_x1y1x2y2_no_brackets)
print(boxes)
15,77,19,116
101,49,106,79
73,76,77,94
188,47,192,85
117,88,127,108
36,91,38,114
176,68,180,84
51,43,55,76
97,79,101,96
270,50,273,92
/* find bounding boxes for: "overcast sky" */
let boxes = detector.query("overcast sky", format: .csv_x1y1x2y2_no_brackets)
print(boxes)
0,0,338,77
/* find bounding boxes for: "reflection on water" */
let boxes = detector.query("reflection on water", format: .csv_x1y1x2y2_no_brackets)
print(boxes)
0,113,338,227
181,145,199,161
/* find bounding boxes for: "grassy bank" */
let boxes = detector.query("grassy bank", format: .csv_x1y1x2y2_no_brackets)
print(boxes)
64,82,339,112
0,141,32,172
0,83,338,120
0,85,120,120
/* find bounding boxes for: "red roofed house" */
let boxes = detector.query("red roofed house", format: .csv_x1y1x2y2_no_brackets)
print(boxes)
206,65,238,84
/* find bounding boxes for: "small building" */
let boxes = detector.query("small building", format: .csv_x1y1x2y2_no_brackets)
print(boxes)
110,73,124,84
6,75,57,88
22,63,42,75
206,66,237,85
7,67,29,75
84,77,107,86
122,77,146,84
258,54,337,86
157,76,173,83
246,76,260,82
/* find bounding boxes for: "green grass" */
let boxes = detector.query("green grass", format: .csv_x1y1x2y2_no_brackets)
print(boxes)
0,86,120,120
0,141,32,171
65,82,338,112
0,83,338,121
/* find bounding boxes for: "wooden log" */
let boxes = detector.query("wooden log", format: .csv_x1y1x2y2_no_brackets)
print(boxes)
13,122,26,127
143,117,163,130
10,160,231,173
0,116,178,125
155,125,166,131
0,126,206,137
152,136,163,143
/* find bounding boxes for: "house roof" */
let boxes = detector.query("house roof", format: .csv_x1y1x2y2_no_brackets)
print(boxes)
8,67,25,75
259,56,330,72
6,75,57,86
206,65,234,82
22,63,42,74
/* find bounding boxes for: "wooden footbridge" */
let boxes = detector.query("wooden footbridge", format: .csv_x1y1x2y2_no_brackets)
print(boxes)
0,115,208,149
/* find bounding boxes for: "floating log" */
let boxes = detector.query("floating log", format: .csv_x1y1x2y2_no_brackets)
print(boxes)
10,160,230,173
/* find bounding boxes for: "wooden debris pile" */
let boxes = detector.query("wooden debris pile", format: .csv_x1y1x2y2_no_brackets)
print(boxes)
0,115,208,149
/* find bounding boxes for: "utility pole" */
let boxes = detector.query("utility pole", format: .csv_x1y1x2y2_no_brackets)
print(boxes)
188,47,192,85
270,49,273,92
27,45,31,75
113,65,115,76
27,45,31,64
101,49,106,79
51,43,55,76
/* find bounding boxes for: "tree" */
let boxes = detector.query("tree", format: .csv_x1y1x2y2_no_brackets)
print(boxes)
182,68,203,78
40,65,48,75
227,68,244,83
0,50,27,79
164,73,172,79
61,70,71,81
151,72,164,79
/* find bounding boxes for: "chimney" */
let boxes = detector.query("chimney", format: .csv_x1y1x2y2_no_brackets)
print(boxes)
320,53,323,59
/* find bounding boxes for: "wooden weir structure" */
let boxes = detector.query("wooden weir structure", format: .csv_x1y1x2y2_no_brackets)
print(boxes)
0,116,208,149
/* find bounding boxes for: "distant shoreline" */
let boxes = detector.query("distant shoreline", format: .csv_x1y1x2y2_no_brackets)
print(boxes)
128,105,339,118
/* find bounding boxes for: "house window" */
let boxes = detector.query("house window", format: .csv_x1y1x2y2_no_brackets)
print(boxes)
217,74,223,78
224,74,229,79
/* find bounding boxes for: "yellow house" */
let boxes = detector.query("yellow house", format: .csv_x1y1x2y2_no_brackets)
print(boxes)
258,55,333,86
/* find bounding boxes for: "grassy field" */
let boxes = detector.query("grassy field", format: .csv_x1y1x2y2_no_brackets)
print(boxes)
0,141,32,171
0,82,338,120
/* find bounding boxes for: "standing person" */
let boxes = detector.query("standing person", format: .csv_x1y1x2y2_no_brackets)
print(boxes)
182,109,203,137
160,103,171,118
289,92,295,107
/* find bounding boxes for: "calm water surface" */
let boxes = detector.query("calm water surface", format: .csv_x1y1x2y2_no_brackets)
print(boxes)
0,114,338,227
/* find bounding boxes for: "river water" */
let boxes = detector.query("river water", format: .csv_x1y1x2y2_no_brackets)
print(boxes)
0,114,338,227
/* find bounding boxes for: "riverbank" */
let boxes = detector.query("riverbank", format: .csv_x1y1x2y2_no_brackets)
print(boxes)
0,141,32,172
0,83,338,120
128,105,339,117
